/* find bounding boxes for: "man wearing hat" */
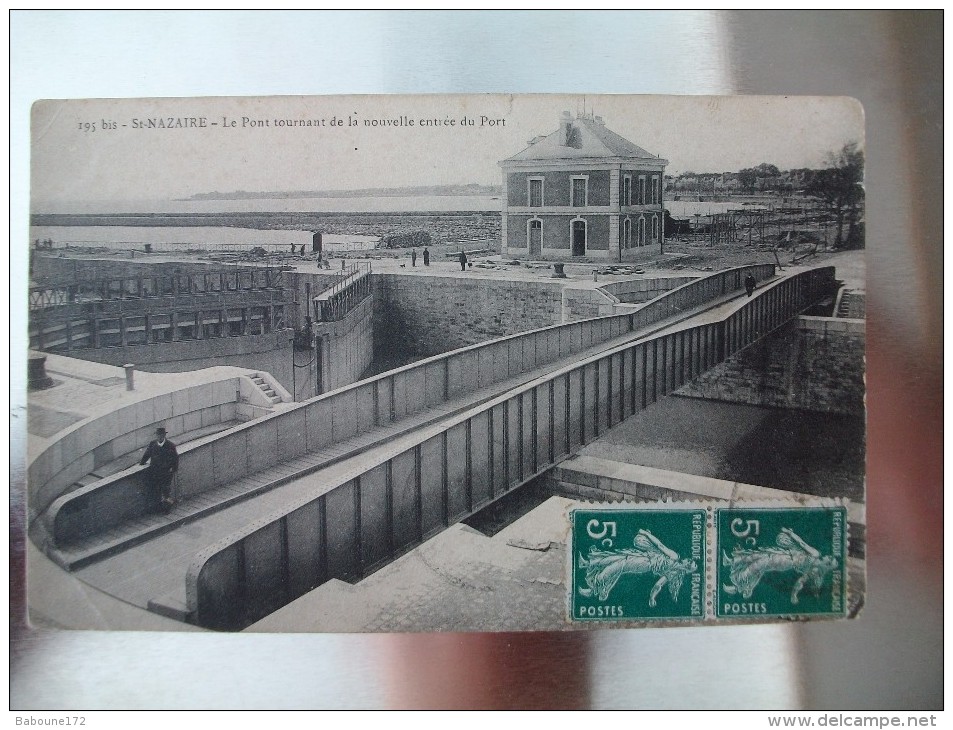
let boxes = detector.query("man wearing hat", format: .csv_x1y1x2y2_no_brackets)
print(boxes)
139,426,179,513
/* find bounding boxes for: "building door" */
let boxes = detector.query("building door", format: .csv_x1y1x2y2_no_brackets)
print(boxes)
529,219,542,255
572,220,586,256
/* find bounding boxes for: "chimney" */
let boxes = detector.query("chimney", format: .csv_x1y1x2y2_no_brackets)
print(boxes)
560,111,573,146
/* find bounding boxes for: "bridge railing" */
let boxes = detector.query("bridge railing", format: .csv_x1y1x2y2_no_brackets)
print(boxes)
45,264,774,548
313,262,373,322
29,267,287,311
185,266,835,629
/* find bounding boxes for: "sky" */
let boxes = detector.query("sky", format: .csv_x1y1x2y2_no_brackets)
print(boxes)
30,94,863,208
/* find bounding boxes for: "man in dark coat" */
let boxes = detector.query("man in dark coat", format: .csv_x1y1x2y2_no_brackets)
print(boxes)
422,247,430,266
744,273,757,297
459,250,468,271
139,427,179,513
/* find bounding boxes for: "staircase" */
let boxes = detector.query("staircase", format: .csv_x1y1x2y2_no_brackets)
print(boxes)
836,290,865,319
248,372,282,405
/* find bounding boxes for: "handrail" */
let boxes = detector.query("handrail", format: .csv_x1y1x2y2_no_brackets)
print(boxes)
313,262,373,322
314,262,371,301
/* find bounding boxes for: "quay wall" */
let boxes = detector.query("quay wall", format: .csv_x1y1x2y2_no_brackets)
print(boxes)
676,316,865,415
372,274,565,359
67,330,299,398
31,211,502,248
315,296,375,395
32,255,229,282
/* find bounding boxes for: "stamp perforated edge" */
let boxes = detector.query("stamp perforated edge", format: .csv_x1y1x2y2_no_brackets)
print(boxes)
564,497,857,626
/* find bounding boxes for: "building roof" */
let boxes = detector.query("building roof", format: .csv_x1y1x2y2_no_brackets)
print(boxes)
503,113,665,164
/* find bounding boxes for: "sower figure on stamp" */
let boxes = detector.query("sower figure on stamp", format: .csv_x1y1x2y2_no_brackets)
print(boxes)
139,426,179,514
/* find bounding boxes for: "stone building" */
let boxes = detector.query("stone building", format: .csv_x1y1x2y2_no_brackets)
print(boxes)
500,111,668,261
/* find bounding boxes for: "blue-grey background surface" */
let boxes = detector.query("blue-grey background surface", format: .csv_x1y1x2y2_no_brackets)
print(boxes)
10,10,942,710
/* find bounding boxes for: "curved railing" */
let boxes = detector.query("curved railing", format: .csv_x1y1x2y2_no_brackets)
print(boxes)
45,264,775,549
185,265,834,629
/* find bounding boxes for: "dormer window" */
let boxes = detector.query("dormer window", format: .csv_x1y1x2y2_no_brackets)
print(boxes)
571,176,588,207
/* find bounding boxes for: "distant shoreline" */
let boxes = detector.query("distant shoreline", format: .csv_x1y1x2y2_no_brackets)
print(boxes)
182,186,502,201
31,211,503,230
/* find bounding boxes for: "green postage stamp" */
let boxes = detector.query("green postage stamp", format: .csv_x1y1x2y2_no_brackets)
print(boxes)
569,503,849,624
716,506,847,619
571,508,706,621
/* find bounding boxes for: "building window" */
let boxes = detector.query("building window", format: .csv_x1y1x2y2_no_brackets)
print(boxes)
623,217,632,249
622,175,632,206
652,176,660,205
638,176,646,205
528,177,544,207
638,217,646,246
571,176,588,207
652,215,659,241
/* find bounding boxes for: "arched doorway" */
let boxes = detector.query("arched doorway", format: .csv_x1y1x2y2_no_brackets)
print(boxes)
571,219,587,256
528,218,543,256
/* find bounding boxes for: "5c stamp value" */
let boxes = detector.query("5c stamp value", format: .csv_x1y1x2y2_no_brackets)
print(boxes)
570,508,706,621
569,502,850,624
716,506,847,618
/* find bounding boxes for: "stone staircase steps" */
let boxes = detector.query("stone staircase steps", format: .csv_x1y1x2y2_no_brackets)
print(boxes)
249,373,282,404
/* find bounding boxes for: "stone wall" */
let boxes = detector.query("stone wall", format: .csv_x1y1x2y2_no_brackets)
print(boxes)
32,254,226,282
372,273,564,358
676,316,865,415
32,211,502,248
72,330,298,396
599,275,696,303
29,374,245,519
316,296,375,394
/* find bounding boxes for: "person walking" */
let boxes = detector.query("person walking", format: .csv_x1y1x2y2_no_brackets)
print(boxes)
744,273,757,297
459,250,468,271
139,426,179,514
411,249,418,267
422,247,430,266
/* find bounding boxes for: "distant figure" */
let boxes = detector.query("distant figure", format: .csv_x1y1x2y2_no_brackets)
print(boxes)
291,243,297,254
139,427,179,514
300,244,306,256
744,273,757,297
423,247,430,266
459,250,468,271
411,249,417,267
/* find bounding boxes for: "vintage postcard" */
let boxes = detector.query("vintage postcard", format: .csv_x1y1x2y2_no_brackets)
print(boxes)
24,94,865,632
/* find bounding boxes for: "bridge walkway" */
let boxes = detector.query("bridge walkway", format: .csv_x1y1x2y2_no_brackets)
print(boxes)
63,285,764,618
